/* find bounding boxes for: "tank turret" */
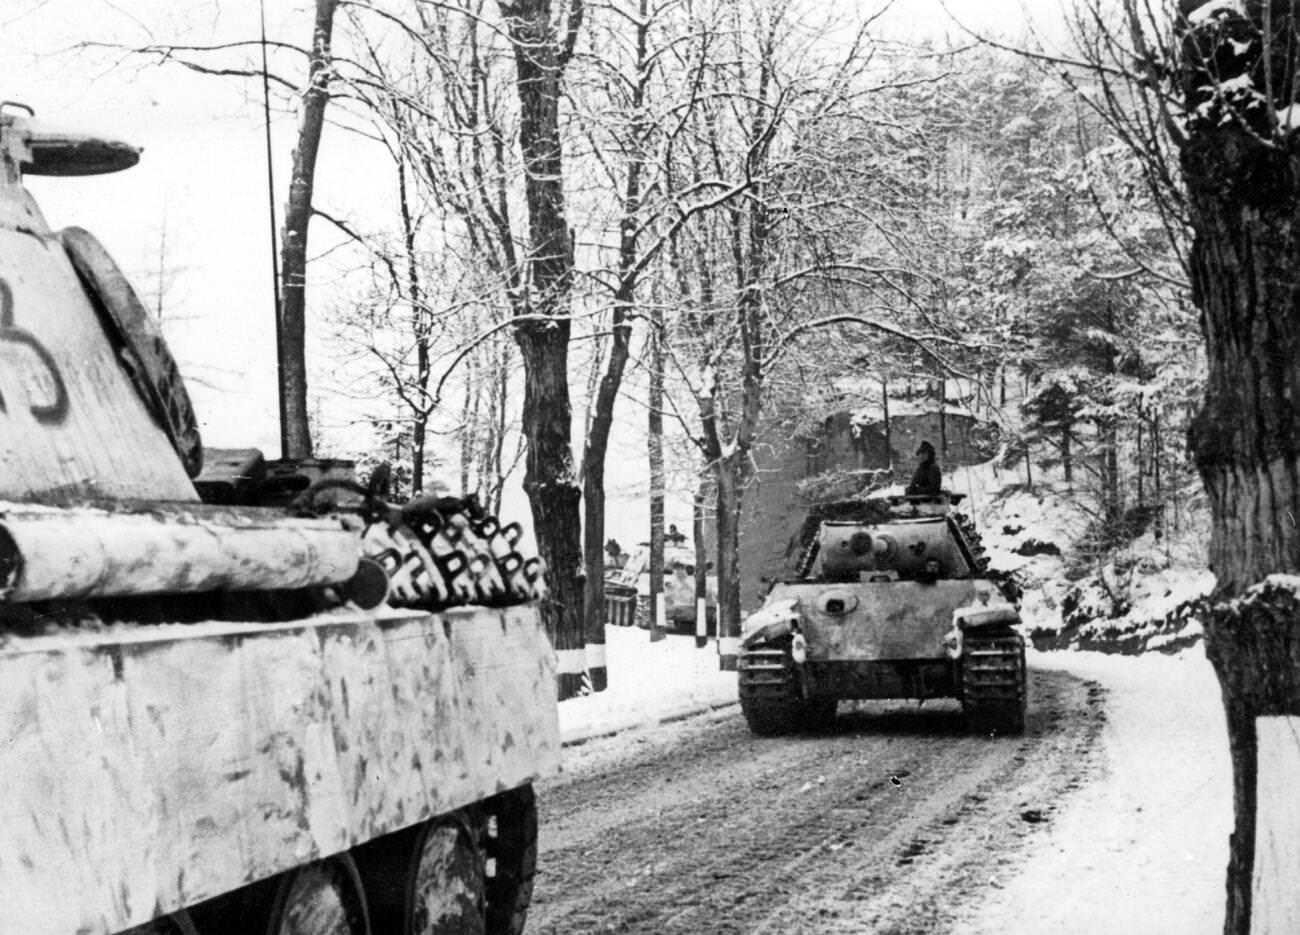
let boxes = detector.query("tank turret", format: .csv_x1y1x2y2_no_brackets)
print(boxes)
0,102,557,935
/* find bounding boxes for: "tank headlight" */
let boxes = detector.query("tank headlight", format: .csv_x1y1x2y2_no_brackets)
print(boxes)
816,590,858,616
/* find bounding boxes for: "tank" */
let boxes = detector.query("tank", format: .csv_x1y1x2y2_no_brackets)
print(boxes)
605,541,718,635
0,103,558,935
737,492,1026,736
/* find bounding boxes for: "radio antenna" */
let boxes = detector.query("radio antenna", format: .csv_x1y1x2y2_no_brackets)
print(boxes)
259,0,288,455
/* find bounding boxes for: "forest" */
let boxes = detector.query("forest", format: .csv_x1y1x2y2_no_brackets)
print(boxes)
125,1,1196,674
91,2,1300,932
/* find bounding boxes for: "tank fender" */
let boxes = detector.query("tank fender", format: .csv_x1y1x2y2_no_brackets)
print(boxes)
954,606,1020,631
946,602,1021,660
740,597,800,649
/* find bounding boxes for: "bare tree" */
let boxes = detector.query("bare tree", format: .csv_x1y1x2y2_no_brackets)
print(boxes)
1171,5,1300,930
658,0,940,667
574,0,655,687
277,0,338,458
497,0,588,698
974,1,1300,929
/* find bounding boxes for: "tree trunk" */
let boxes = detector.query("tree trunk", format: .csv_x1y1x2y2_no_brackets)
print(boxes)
693,485,708,649
1184,170,1300,933
277,0,337,461
1179,11,1300,930
516,324,585,698
1101,424,1121,525
882,375,892,471
1062,427,1072,485
1135,404,1145,506
500,0,585,699
713,451,750,670
1154,409,1164,540
580,0,650,681
938,377,947,457
581,298,632,688
396,154,430,494
647,301,666,644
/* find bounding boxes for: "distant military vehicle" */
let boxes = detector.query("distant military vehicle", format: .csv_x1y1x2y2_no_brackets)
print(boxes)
737,492,1026,736
606,541,717,635
0,103,557,935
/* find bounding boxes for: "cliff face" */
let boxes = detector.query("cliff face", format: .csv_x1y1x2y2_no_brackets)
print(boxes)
736,410,997,610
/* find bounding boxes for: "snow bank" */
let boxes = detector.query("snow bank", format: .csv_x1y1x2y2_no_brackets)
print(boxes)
953,646,1231,935
559,626,737,746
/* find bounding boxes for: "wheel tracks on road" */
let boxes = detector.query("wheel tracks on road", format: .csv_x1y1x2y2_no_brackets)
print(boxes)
530,668,1106,935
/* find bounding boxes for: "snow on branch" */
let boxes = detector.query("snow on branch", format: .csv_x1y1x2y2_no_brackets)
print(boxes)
763,312,976,381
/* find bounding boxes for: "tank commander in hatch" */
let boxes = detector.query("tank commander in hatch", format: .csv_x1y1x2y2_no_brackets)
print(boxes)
906,440,943,496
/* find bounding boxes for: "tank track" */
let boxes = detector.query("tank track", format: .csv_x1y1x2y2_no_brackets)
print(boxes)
737,636,836,736
360,494,546,611
961,628,1027,735
484,785,538,935
295,478,547,612
951,511,992,574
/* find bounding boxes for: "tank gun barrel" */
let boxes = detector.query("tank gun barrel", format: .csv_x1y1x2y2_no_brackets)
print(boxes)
0,501,359,602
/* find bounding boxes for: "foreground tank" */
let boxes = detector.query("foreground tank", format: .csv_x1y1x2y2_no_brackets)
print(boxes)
0,104,557,935
737,492,1026,736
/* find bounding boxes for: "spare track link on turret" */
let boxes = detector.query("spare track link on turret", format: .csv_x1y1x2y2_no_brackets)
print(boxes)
293,479,547,614
737,637,835,735
961,628,1027,736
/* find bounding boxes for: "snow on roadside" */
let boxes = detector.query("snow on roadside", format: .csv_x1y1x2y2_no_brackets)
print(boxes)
953,645,1231,935
562,626,1232,935
558,625,737,746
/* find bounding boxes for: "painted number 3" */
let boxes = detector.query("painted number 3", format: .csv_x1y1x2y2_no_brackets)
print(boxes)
0,276,68,424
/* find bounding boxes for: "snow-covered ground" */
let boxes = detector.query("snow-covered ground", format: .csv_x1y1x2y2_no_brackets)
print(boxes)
558,627,736,746
559,626,1232,934
953,646,1231,935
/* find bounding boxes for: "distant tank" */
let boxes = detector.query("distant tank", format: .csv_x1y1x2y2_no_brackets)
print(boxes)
605,541,718,635
737,492,1026,736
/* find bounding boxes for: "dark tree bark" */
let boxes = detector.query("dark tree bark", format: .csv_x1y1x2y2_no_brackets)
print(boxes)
278,0,337,460
693,485,709,648
499,0,586,699
712,447,753,669
1176,4,1300,931
709,189,770,671
938,377,947,458
581,0,651,685
883,376,893,470
648,299,666,644
394,153,431,493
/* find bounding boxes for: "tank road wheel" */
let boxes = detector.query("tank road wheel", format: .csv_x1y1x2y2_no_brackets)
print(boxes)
408,813,487,935
358,807,485,935
483,785,538,935
738,637,836,736
265,854,371,935
356,786,536,935
961,629,1027,736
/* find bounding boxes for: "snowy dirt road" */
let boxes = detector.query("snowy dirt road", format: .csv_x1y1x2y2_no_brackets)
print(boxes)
529,668,1105,935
